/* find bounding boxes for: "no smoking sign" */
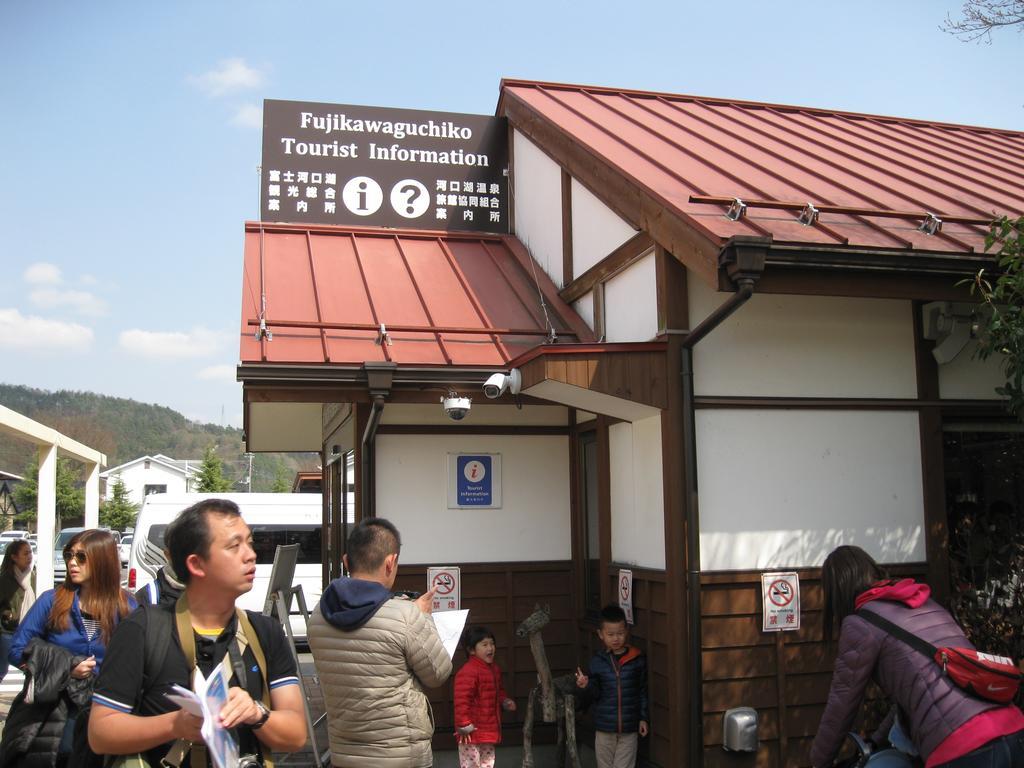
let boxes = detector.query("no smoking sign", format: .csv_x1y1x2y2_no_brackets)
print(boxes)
427,566,461,612
761,571,801,632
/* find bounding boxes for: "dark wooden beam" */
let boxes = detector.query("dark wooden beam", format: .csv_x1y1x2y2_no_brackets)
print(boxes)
656,245,689,331
755,267,976,301
914,300,950,605
560,232,655,304
375,425,569,435
661,336,689,766
562,169,573,288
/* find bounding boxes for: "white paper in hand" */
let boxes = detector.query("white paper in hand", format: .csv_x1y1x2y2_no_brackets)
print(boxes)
162,664,239,768
165,684,204,717
432,609,469,659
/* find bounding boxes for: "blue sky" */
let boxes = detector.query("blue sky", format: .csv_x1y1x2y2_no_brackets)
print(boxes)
1,0,1021,429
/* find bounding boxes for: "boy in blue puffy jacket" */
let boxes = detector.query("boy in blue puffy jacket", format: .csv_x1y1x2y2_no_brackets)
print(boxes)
575,604,649,768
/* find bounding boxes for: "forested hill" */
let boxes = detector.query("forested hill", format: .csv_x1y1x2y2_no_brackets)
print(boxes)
0,383,315,491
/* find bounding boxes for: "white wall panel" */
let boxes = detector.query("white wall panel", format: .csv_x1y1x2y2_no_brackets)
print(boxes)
513,130,563,287
573,292,595,332
570,179,636,279
609,417,666,569
689,280,918,398
375,434,570,564
938,341,1006,400
696,409,925,570
604,252,658,342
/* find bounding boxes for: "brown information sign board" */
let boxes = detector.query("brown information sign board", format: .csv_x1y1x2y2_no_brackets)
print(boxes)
261,99,509,233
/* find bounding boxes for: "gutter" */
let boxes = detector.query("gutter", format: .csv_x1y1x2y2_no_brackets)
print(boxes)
681,237,766,767
358,363,395,523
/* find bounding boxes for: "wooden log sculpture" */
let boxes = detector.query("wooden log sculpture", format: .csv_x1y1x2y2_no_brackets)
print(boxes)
516,604,582,768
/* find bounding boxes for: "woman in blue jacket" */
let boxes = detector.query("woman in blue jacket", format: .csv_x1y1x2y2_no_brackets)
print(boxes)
1,529,135,767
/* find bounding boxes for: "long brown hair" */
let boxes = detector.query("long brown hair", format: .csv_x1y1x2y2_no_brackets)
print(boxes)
0,540,31,579
47,529,130,643
821,545,887,642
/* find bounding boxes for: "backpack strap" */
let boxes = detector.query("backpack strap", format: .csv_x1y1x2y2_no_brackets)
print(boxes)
140,603,173,696
236,609,274,768
858,607,939,660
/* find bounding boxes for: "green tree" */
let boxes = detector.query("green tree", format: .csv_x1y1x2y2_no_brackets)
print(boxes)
194,446,233,492
99,476,139,531
270,466,291,493
969,215,1024,420
13,456,85,525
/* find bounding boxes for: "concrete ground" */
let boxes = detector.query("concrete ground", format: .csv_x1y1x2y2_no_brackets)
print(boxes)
0,657,598,768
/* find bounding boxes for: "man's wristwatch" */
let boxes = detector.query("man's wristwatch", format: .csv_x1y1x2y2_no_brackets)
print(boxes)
251,700,271,730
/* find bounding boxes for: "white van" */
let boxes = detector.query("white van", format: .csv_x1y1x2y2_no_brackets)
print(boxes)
127,493,324,639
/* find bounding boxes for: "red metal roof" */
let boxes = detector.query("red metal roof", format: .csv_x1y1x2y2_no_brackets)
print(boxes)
499,80,1024,263
239,223,593,367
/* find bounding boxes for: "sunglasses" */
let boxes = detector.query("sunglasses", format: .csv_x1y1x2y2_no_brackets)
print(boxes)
63,550,87,565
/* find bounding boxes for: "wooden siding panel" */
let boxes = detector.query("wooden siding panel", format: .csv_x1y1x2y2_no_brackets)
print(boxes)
396,561,572,749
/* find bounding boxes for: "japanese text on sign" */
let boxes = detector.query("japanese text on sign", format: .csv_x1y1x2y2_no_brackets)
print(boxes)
261,100,509,233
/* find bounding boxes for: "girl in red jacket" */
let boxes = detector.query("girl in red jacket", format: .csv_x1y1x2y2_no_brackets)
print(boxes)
454,626,516,768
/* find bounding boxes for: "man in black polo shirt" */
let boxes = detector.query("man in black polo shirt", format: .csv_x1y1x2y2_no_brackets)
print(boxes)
89,498,306,766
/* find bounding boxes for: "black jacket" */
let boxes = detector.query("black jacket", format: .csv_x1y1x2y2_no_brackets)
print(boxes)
0,570,25,632
0,638,93,767
582,646,649,734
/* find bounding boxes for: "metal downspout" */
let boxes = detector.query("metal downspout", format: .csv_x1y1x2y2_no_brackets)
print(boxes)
681,237,765,767
360,395,385,520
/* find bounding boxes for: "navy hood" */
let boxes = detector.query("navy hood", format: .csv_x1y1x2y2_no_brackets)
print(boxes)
319,576,393,631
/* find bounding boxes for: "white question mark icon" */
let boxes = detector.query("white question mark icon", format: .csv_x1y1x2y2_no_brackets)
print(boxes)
390,179,428,219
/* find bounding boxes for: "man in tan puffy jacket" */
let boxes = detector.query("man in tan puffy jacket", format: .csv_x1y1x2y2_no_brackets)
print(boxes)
309,518,452,767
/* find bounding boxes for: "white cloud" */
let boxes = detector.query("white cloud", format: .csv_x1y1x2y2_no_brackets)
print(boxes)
189,58,264,97
80,274,98,286
24,262,62,285
196,364,237,382
30,288,108,316
119,326,229,360
0,308,93,350
231,103,263,129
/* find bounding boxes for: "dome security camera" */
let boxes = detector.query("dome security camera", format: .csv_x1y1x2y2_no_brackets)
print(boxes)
482,369,522,399
441,393,472,421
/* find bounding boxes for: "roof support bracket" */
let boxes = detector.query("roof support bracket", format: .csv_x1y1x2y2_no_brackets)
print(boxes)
919,213,943,236
725,197,747,221
798,203,820,227
375,323,393,347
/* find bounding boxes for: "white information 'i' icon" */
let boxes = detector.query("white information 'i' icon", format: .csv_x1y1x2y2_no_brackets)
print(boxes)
463,460,486,483
342,176,383,216
390,179,429,219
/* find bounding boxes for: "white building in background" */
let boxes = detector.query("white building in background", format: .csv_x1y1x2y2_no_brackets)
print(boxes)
100,454,198,505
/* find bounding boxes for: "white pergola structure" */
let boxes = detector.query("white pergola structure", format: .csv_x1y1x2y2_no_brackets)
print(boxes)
0,405,106,592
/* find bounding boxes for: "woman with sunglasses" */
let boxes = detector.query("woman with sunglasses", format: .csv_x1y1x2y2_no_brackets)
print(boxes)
0,539,36,682
0,529,135,768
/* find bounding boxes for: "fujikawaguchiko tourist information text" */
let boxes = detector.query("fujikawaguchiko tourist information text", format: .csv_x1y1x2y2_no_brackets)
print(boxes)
261,99,509,233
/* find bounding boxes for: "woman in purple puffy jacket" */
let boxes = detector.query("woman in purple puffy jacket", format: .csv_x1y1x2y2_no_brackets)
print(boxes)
811,546,1024,768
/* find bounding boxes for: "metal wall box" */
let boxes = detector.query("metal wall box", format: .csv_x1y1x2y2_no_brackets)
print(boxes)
722,706,759,752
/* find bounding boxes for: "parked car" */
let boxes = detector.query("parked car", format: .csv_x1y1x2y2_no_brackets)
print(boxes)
0,530,29,544
118,534,133,565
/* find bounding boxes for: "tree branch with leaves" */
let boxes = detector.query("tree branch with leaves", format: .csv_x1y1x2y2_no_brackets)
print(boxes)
969,215,1024,419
